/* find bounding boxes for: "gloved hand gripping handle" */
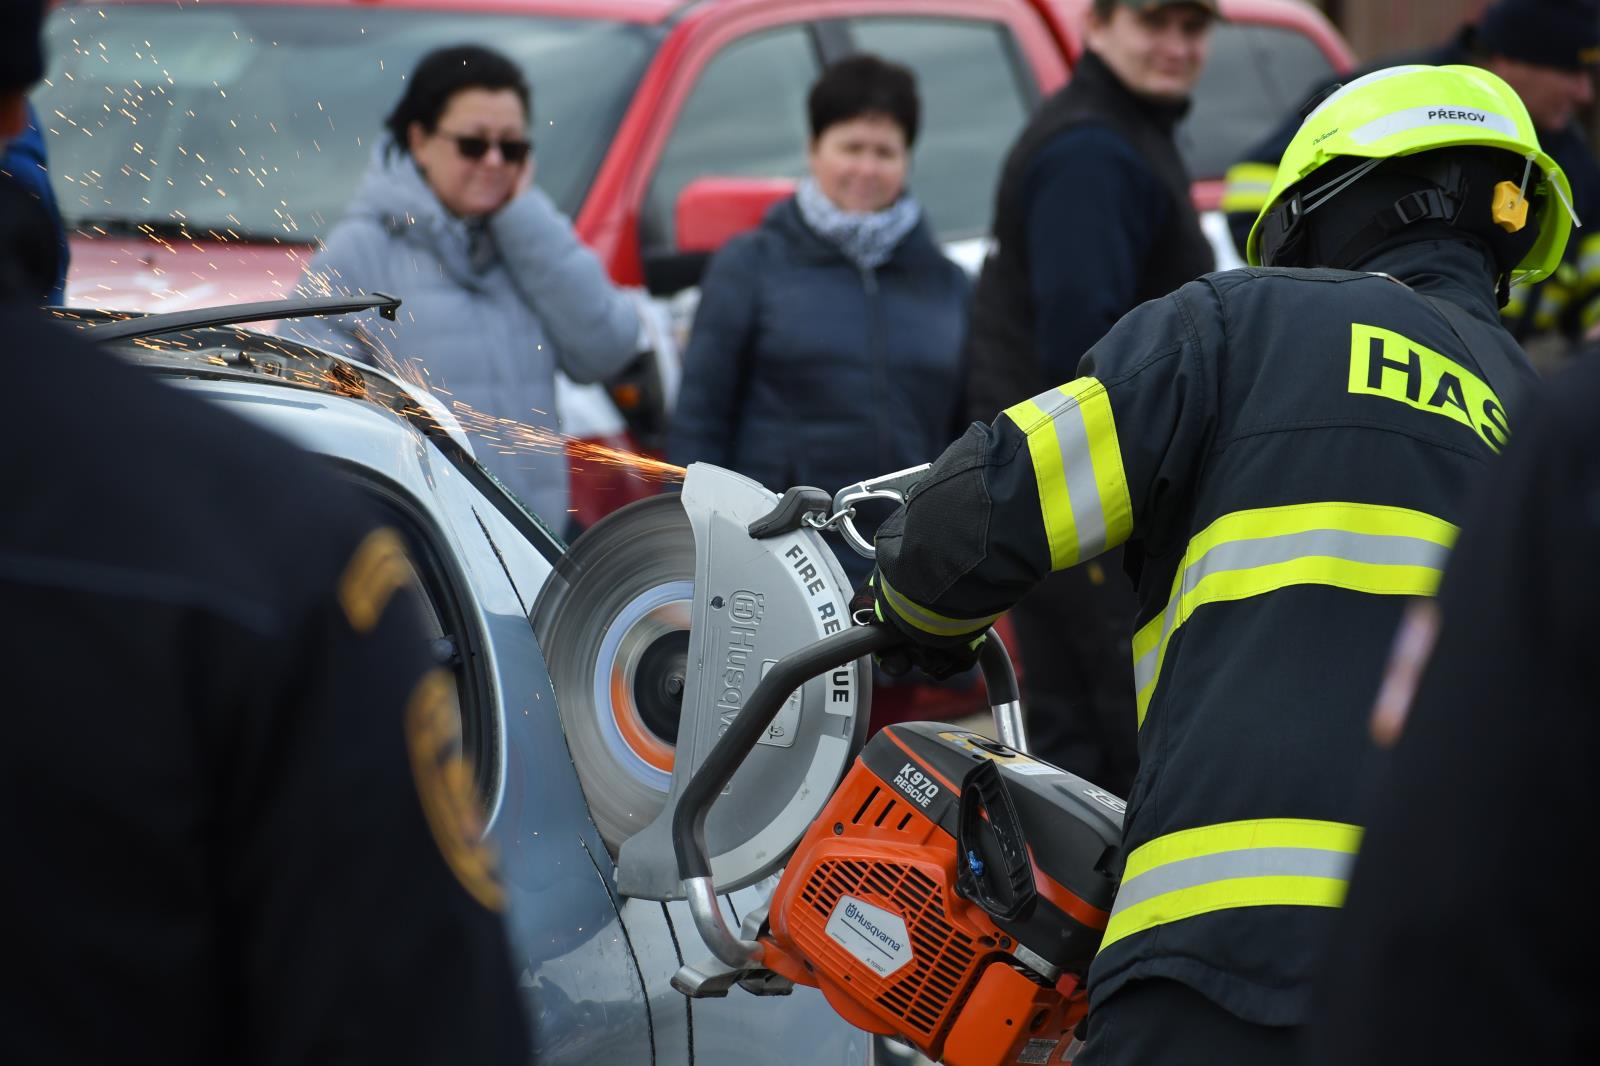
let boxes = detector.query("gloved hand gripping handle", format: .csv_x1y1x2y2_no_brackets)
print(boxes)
674,623,1022,968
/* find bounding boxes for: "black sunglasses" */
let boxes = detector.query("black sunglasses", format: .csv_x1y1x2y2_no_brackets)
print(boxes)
437,130,533,164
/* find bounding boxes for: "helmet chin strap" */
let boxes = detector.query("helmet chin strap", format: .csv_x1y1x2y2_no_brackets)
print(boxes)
1263,150,1544,308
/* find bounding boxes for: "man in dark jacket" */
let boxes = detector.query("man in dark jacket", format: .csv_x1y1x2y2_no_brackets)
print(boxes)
868,64,1571,1064
1223,0,1600,356
0,5,530,1061
964,0,1218,795
1300,344,1600,1065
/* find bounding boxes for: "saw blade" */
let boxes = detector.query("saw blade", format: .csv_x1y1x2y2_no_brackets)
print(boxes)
532,495,695,855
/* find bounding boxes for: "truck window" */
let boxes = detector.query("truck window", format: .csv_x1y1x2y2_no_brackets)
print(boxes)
642,26,821,249
847,17,1034,240
1178,22,1337,180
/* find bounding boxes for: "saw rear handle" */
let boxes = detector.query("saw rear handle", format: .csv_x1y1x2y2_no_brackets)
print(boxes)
672,623,1025,968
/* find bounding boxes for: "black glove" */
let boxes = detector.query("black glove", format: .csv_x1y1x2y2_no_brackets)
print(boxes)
851,574,987,682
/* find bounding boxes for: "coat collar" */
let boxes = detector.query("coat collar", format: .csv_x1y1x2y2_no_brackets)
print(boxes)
1072,50,1192,133
761,195,946,271
343,140,495,290
1357,236,1505,324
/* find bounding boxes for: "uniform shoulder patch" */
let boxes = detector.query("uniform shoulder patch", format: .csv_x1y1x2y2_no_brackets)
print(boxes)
338,526,414,633
405,669,505,911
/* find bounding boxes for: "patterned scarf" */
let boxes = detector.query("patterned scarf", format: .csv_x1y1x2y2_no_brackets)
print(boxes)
795,176,923,271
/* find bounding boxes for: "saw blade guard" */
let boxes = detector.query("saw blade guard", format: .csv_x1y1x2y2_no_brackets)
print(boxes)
533,463,872,900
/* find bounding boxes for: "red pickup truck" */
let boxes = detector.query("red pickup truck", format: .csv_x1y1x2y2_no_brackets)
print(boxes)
39,0,1353,523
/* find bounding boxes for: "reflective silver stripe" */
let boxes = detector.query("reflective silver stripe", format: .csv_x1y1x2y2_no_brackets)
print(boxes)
1132,529,1449,691
1044,393,1110,559
1348,104,1519,146
1109,846,1356,918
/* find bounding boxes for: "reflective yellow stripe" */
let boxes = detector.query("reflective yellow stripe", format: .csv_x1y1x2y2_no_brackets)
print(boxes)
1099,818,1362,952
1502,288,1528,319
1579,233,1600,286
1002,377,1133,571
1583,292,1600,331
1131,502,1456,725
878,575,1001,639
1537,276,1573,331
1220,161,1278,214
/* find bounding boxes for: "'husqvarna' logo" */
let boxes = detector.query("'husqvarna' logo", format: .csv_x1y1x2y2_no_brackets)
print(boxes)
717,591,764,731
826,895,914,977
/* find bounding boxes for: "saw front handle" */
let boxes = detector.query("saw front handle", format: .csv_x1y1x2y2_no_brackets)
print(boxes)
673,624,1024,968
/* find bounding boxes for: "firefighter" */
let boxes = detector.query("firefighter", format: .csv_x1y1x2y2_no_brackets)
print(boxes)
867,65,1574,1064
1301,336,1600,1063
1223,0,1600,359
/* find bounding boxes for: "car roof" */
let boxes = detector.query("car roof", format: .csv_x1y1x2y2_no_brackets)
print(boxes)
62,0,692,25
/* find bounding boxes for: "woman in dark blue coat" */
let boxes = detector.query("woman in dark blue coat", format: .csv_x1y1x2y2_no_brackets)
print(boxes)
669,55,970,595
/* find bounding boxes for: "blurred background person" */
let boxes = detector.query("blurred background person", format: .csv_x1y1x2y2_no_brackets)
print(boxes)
962,0,1219,794
298,44,641,529
1304,354,1600,1065
668,54,970,732
1223,0,1600,368
0,100,66,302
1,3,531,1061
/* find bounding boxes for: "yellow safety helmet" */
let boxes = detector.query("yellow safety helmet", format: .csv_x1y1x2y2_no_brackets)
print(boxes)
1247,64,1575,283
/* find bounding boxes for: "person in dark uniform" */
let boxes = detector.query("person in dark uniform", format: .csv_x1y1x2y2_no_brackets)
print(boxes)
1300,363,1600,1063
866,65,1573,1064
964,0,1219,796
0,5,531,1062
1223,0,1600,356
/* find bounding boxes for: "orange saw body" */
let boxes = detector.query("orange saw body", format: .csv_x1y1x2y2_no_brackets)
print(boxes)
748,721,1123,1066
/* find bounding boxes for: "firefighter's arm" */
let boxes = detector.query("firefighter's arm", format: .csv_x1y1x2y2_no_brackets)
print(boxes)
873,283,1220,645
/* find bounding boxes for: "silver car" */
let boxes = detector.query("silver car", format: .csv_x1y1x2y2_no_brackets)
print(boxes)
76,298,876,1066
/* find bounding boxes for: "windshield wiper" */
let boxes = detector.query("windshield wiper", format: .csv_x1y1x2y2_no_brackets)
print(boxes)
84,292,401,343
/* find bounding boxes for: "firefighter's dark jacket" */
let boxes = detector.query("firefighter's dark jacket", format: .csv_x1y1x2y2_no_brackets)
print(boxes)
0,303,529,1064
1303,333,1600,1062
965,50,1214,422
1223,28,1600,344
874,236,1535,1024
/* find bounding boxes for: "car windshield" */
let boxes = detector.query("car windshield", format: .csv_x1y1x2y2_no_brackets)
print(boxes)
36,4,656,240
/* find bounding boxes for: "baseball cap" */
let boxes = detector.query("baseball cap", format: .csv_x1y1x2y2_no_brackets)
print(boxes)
1116,0,1221,14
1478,0,1600,71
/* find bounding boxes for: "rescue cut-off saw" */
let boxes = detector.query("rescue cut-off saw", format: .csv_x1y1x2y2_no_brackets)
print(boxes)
535,464,1127,1065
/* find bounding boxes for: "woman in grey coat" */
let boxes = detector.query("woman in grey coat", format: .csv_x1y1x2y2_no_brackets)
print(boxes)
297,45,639,524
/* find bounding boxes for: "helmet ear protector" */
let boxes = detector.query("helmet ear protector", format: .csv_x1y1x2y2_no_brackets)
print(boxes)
1257,146,1543,295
